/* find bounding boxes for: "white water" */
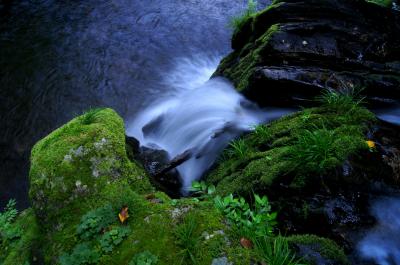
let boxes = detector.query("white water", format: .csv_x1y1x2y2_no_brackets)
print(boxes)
358,197,400,265
127,55,290,192
376,107,400,126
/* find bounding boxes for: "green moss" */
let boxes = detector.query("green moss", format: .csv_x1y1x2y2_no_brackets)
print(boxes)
59,194,229,265
229,0,257,32
1,209,40,265
27,108,156,263
366,0,393,7
222,24,281,92
287,234,350,265
29,108,153,224
207,104,375,195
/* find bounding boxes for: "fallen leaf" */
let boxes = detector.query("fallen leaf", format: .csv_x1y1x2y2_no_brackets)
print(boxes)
119,206,129,224
240,237,253,249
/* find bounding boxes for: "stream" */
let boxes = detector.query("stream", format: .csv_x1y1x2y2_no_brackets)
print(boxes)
358,197,400,265
0,0,270,209
1,2,400,264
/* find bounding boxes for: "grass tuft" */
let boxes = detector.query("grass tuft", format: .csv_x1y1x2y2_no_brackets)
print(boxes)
175,214,201,264
316,88,364,113
229,0,258,31
254,236,305,265
80,108,104,125
290,127,338,175
253,124,271,139
228,138,250,159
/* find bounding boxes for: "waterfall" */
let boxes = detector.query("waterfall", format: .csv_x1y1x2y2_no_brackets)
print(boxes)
127,55,290,192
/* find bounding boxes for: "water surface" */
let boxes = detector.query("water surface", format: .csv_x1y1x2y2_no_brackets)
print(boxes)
0,0,270,208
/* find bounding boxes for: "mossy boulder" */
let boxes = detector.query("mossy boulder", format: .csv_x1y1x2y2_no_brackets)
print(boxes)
288,234,350,265
215,0,400,108
206,97,400,263
29,108,153,225
206,105,376,196
25,108,256,264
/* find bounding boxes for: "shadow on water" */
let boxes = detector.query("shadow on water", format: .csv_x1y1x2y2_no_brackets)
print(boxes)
0,0,271,208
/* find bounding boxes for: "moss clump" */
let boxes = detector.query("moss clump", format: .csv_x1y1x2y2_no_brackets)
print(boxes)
25,108,252,264
287,234,350,265
366,0,393,7
207,101,375,195
0,209,40,265
229,0,258,32
217,23,281,92
29,108,153,224
56,190,230,265
28,108,156,262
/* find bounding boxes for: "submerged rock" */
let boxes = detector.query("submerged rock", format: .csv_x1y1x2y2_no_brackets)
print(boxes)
215,0,400,107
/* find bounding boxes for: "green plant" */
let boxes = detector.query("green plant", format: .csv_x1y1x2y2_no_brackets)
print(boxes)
254,236,305,265
367,0,393,7
316,88,364,113
228,138,250,159
190,181,216,197
214,194,277,238
99,226,130,253
175,215,201,264
300,109,312,122
80,108,104,125
129,251,159,265
0,199,22,245
291,127,338,175
230,0,258,31
76,204,116,240
253,124,271,139
59,243,100,265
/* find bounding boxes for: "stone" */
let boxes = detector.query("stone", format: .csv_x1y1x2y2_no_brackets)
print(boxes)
215,0,400,108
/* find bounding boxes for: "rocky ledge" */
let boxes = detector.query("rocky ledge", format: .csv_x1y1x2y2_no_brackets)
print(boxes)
214,0,400,107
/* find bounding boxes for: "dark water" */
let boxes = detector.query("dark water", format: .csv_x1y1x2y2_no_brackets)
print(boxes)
0,0,272,209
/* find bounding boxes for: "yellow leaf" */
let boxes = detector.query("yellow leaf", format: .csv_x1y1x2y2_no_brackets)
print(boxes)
118,207,129,223
366,140,376,149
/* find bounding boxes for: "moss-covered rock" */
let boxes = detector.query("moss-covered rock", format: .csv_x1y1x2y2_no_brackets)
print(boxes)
29,108,153,225
215,0,400,108
288,234,350,265
206,105,375,196
24,108,258,264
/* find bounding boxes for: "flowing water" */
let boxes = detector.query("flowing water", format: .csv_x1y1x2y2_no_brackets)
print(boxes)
0,0,271,208
126,57,291,192
358,197,400,265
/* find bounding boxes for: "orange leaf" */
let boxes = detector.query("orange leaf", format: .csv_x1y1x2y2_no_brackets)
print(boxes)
240,237,253,249
119,207,129,224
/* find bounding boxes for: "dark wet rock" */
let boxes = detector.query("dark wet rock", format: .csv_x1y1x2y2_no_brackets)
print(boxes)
138,144,170,176
152,149,192,178
215,0,400,108
126,140,194,197
125,135,141,161
135,145,181,196
371,120,400,182
293,243,340,265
